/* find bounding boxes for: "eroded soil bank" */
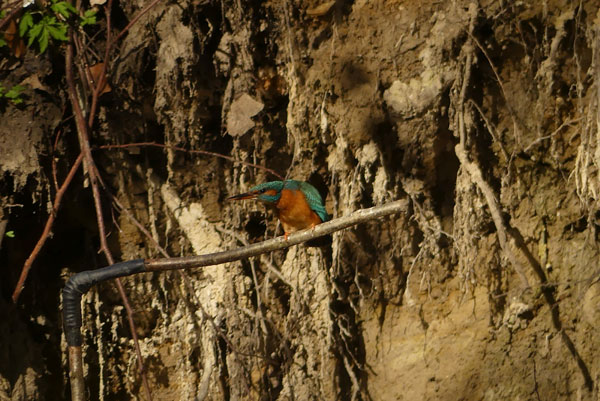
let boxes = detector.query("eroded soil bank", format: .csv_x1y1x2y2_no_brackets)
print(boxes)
1,1,600,400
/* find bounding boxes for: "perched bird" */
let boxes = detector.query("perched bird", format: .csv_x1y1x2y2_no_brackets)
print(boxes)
228,180,330,239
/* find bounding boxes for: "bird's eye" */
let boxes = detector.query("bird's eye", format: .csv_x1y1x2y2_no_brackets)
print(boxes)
259,189,267,193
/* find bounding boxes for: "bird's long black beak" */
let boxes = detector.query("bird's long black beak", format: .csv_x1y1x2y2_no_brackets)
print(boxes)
227,192,258,201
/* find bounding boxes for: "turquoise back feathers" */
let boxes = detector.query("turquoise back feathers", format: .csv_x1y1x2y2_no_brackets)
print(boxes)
248,180,330,223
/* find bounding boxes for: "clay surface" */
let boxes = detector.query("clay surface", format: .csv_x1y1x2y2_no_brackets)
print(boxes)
1,1,599,400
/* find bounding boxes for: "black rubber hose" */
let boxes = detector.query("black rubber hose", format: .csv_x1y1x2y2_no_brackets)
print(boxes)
62,259,146,346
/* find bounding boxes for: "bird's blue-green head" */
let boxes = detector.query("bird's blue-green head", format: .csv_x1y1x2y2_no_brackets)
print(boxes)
227,181,285,204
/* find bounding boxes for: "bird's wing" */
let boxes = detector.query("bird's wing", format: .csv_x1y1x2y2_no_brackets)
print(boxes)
299,182,330,222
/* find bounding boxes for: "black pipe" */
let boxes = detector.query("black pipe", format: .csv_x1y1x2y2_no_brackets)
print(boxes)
62,259,146,346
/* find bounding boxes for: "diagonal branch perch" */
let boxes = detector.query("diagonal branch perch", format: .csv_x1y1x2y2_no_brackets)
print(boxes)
144,199,409,271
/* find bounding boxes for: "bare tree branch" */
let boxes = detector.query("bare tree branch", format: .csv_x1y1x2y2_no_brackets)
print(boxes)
145,199,409,271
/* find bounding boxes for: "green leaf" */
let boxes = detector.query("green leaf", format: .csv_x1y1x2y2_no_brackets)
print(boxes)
5,85,24,99
51,3,66,18
0,38,7,48
39,26,49,53
5,231,15,238
51,2,71,19
47,23,68,41
41,14,58,26
80,9,97,27
52,1,77,18
27,23,42,47
61,1,78,14
0,85,24,105
19,12,34,37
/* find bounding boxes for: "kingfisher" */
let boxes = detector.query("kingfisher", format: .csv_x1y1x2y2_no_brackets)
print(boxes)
227,180,330,239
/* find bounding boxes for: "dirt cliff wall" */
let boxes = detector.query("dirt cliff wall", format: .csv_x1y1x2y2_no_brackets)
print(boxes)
1,1,599,400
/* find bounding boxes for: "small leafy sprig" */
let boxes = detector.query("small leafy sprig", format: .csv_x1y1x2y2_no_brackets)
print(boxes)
18,0,97,53
0,84,25,105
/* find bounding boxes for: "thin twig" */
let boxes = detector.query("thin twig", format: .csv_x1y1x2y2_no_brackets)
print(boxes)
87,0,114,128
92,165,155,400
468,99,510,161
0,0,21,33
109,190,169,257
98,141,284,180
51,126,65,192
524,117,583,152
11,154,84,302
66,32,153,400
468,31,523,144
112,0,163,45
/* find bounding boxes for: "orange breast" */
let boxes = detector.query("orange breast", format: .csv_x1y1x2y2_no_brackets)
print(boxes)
275,188,322,234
